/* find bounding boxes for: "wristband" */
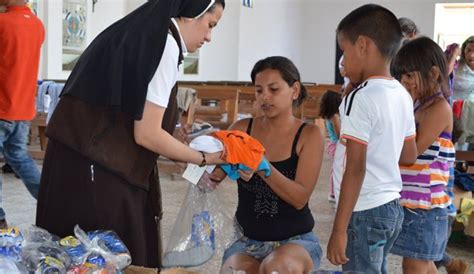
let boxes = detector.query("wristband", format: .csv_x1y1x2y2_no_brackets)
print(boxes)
198,151,207,167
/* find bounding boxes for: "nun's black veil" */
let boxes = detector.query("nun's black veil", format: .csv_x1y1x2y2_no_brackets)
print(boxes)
61,0,214,120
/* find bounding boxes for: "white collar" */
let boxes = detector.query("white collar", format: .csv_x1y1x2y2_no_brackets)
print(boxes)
171,18,188,55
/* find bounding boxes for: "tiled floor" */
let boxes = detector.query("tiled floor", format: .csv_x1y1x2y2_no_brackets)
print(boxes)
1,155,473,273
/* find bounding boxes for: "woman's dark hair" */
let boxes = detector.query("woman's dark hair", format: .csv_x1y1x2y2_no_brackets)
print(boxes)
250,56,307,107
460,36,474,66
392,36,449,101
319,90,342,119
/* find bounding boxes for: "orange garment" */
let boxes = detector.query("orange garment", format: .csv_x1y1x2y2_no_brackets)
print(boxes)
0,5,45,120
212,130,265,170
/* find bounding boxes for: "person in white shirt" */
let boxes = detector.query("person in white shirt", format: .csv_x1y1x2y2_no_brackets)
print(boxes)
326,4,418,274
36,0,226,268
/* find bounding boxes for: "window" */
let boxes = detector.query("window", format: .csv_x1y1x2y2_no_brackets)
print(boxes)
434,3,474,49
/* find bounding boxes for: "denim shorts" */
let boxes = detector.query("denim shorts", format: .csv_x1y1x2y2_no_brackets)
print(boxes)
222,231,322,268
391,207,448,261
344,199,404,274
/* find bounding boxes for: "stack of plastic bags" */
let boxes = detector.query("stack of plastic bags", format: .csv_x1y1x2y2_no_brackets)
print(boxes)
0,225,131,274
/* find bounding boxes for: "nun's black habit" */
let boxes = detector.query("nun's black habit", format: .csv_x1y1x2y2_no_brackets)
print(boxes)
36,0,215,268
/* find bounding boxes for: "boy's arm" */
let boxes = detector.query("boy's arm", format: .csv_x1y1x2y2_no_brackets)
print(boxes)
399,137,417,165
327,139,367,265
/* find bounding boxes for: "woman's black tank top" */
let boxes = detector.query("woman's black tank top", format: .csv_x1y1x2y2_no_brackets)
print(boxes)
235,119,315,241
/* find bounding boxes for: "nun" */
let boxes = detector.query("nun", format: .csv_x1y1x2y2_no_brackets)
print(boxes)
36,0,225,268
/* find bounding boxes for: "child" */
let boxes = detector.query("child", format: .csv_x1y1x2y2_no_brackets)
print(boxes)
390,37,456,274
326,4,418,274
212,56,325,273
319,90,342,203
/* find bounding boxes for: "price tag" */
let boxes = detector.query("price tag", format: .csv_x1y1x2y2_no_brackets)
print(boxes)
182,164,206,185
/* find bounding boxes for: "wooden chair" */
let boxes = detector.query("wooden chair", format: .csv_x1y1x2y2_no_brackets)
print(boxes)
236,86,260,118
298,84,342,122
180,85,240,130
28,113,47,160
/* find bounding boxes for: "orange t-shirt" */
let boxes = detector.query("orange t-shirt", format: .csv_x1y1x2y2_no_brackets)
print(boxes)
0,5,45,120
212,130,265,170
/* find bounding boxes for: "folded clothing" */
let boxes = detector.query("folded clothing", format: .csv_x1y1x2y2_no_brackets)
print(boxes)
189,131,271,180
211,130,265,170
221,158,271,180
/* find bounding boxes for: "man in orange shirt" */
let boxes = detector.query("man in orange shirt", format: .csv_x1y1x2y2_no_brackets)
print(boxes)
0,0,45,228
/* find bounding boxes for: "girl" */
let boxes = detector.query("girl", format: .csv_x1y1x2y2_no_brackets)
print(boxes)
319,90,341,203
391,37,455,274
211,56,325,274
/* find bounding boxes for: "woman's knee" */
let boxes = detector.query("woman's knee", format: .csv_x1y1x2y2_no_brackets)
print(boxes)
221,254,260,274
260,253,306,274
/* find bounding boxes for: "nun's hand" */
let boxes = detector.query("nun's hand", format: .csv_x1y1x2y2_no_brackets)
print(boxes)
173,124,191,145
205,151,226,165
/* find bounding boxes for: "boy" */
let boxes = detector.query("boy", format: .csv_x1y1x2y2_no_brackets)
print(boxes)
327,4,418,274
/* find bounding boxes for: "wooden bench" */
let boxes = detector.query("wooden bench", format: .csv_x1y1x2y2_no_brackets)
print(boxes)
179,85,240,129
179,83,342,128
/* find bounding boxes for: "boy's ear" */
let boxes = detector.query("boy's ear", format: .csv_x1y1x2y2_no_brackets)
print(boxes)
356,35,369,56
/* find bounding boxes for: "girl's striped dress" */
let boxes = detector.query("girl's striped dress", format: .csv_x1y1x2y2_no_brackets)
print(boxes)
399,132,456,209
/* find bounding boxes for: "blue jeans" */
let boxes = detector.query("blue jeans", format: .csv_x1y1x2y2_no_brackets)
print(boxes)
0,120,41,219
344,199,404,274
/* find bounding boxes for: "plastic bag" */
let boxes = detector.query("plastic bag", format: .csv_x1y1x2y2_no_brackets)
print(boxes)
0,257,27,274
59,225,131,273
21,243,71,274
21,225,59,245
0,227,23,262
18,226,72,273
162,179,234,268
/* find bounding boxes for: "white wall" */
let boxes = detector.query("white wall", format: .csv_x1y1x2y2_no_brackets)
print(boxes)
89,0,126,40
236,0,304,81
180,0,241,81
300,0,474,84
41,0,126,79
42,0,474,83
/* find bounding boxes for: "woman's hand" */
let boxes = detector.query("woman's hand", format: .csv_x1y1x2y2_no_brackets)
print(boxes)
208,167,226,182
237,169,255,182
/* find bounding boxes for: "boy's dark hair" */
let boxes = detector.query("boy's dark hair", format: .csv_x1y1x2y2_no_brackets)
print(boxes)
251,56,307,107
460,36,474,66
392,37,449,101
319,90,342,119
337,4,402,60
398,17,419,38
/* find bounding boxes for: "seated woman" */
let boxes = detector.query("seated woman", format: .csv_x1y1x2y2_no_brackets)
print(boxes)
453,36,474,100
211,56,325,274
